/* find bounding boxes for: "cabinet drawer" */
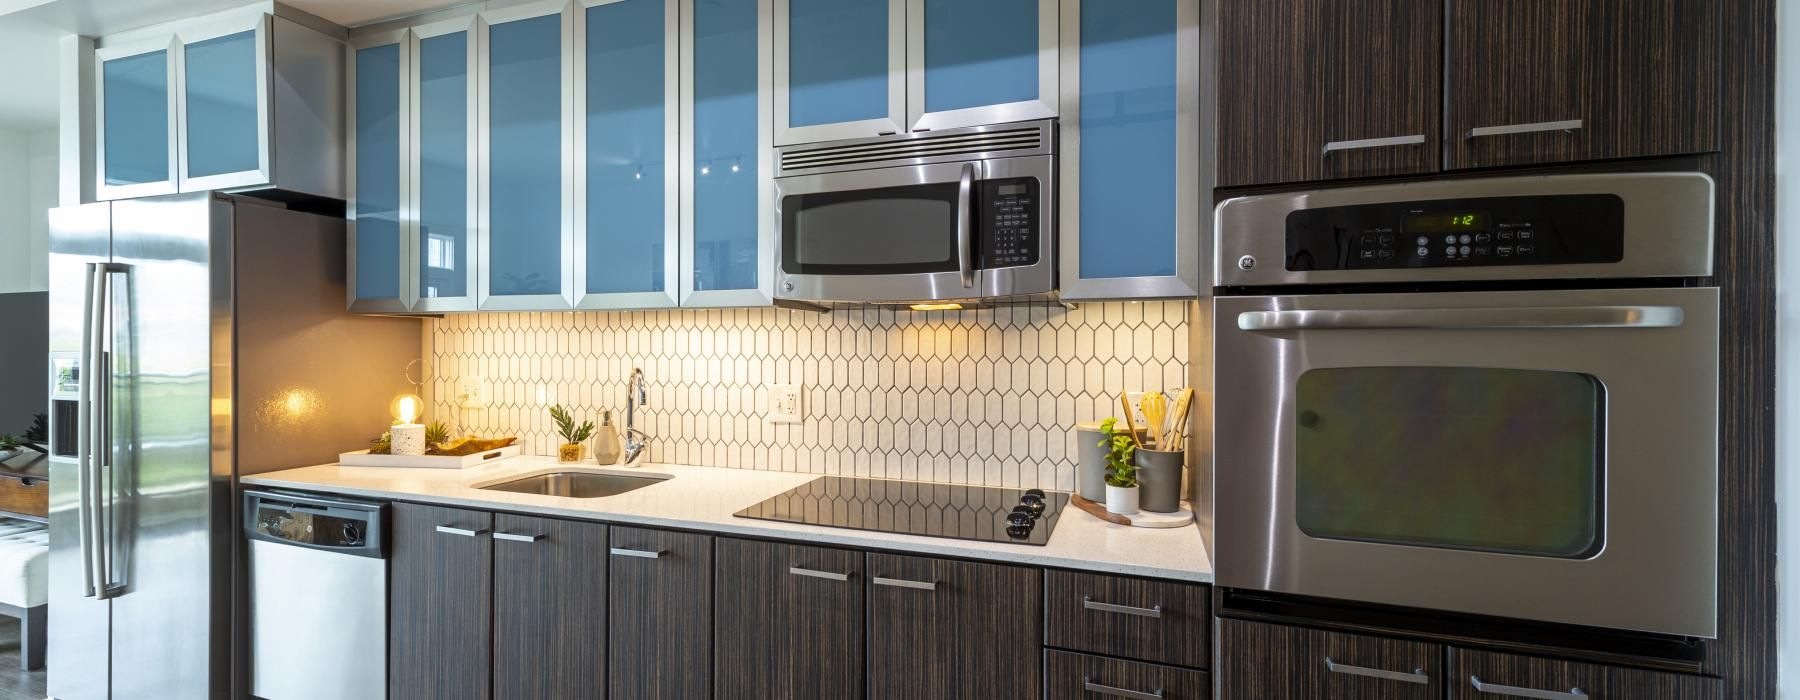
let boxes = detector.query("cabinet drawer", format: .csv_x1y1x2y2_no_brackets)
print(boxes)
1447,648,1719,699
1047,650,1208,700
1044,571,1209,668
0,474,47,518
1216,619,1441,700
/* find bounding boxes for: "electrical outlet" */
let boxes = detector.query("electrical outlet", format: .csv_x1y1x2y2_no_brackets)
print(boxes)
767,384,802,424
1124,391,1148,427
457,376,488,409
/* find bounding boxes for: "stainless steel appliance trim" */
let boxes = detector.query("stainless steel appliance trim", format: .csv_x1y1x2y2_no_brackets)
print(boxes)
493,532,544,543
1236,305,1684,331
1213,172,1716,287
1081,677,1163,700
956,161,975,288
173,13,275,193
1467,119,1583,139
770,0,906,146
1469,675,1587,699
1322,134,1425,155
410,15,482,313
94,34,184,201
77,262,102,598
871,576,937,591
435,525,489,537
788,566,850,581
346,29,417,313
1324,657,1429,685
610,547,665,559
1081,595,1162,618
904,0,1058,132
777,119,1053,177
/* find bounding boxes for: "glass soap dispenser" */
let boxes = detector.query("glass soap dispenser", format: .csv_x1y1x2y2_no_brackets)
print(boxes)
593,410,622,465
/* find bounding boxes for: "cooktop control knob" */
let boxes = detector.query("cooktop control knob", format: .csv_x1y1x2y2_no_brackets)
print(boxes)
1006,510,1034,528
1018,495,1045,516
1025,488,1045,498
1006,525,1032,539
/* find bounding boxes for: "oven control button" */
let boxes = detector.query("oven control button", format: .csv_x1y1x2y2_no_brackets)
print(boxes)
1359,250,1376,260
1459,245,1471,256
1377,249,1395,260
1443,235,1456,245
1443,246,1456,257
1517,244,1535,255
1378,234,1395,246
1459,234,1472,245
1498,230,1515,241
1473,246,1491,256
1416,236,1429,246
1416,247,1430,257
1498,245,1514,256
1517,229,1535,240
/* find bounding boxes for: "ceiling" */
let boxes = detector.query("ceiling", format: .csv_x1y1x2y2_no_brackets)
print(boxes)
284,0,475,29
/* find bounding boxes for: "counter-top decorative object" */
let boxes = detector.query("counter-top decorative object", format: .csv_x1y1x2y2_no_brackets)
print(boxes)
387,393,426,456
1136,447,1183,513
1099,417,1139,516
592,410,621,465
551,405,595,463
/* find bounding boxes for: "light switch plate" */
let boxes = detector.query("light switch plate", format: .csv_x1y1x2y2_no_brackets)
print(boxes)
768,384,802,424
457,376,488,409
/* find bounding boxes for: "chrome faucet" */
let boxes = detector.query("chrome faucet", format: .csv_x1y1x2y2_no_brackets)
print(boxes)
623,368,650,465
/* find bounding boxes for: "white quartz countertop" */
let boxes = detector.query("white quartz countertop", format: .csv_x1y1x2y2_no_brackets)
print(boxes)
243,456,1212,583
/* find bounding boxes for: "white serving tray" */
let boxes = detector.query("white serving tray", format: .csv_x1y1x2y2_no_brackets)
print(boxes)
338,444,522,469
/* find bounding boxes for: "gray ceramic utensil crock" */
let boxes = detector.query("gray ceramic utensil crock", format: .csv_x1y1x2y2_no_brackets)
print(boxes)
1135,447,1184,513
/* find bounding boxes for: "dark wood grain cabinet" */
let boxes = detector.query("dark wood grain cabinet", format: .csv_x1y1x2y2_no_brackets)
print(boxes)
866,553,1042,699
1047,650,1210,700
491,514,608,700
714,538,864,699
608,526,712,700
1045,570,1211,669
389,503,494,700
1216,619,1443,700
1447,647,1721,699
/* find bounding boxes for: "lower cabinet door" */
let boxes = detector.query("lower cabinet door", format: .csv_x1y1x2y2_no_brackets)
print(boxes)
608,526,713,699
1447,648,1720,700
1216,619,1443,700
866,553,1042,699
714,538,864,699
1047,650,1209,700
389,503,493,700
492,514,608,700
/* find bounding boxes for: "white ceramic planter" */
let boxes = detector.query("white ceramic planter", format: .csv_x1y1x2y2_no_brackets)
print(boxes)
1104,484,1140,515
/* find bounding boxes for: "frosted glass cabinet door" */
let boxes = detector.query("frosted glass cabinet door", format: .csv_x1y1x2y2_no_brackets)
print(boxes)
577,0,678,309
774,0,903,145
480,4,573,309
179,17,270,190
97,40,178,200
349,35,410,312
413,20,477,311
1058,0,1201,300
909,0,1057,132
682,0,774,306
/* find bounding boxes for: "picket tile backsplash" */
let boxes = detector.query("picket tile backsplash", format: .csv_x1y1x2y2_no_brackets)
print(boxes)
425,301,1190,491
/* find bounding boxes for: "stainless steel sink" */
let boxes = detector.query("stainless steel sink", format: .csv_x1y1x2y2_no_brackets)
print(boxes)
479,471,670,498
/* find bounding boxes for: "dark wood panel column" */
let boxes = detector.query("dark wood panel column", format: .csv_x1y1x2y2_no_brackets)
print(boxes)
389,503,493,700
491,514,607,700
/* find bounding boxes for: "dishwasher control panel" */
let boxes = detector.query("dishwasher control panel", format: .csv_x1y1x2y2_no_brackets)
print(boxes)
245,491,385,558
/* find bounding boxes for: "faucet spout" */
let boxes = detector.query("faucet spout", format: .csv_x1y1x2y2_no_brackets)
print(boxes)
623,368,650,465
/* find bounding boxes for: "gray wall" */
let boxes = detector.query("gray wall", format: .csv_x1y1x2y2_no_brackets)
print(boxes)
0,291,47,436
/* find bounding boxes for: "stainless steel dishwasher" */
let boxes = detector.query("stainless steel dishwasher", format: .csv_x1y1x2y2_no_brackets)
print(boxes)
245,491,387,700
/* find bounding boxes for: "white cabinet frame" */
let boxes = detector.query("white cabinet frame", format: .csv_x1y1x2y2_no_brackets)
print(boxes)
346,29,416,313
904,0,1059,133
94,35,182,201
771,0,906,145
410,16,482,313
174,12,273,192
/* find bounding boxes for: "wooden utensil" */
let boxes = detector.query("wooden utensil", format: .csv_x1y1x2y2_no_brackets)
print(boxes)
1118,395,1143,448
1140,391,1168,448
1165,388,1194,446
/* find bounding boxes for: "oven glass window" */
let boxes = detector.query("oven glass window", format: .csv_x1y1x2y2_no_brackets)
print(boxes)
781,183,960,275
1295,367,1604,558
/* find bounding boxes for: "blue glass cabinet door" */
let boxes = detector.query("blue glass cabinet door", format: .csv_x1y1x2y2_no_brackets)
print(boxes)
96,38,179,200
349,32,413,312
177,16,270,191
682,0,774,306
773,0,904,145
480,2,574,310
412,19,478,312
576,0,679,309
1057,0,1202,300
908,0,1057,132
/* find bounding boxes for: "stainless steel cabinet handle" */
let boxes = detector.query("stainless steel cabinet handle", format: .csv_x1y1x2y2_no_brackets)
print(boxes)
1322,134,1426,155
1237,305,1684,332
789,566,850,581
77,263,102,599
610,547,665,559
1466,119,1582,139
435,525,489,537
1083,677,1163,700
493,532,543,543
872,576,937,591
1324,657,1429,685
956,162,976,288
1470,675,1587,699
1083,595,1163,618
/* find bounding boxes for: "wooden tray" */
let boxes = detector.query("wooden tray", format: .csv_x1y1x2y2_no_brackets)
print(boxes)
338,444,522,469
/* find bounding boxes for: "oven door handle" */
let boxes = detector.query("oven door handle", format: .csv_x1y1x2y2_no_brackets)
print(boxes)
956,162,976,289
1236,305,1684,332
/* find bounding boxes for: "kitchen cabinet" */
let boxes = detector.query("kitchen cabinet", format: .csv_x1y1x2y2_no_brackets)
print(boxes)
412,18,479,312
349,30,410,313
1446,647,1720,700
479,2,575,310
681,0,774,307
1046,650,1210,700
98,37,177,200
608,527,713,699
1045,569,1211,669
773,0,902,144
1216,0,1440,187
1215,619,1442,700
1057,0,1202,300
866,553,1042,699
714,538,864,699
492,514,609,699
1444,0,1719,170
389,503,493,700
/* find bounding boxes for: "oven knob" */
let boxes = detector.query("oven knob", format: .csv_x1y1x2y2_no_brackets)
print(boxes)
1237,256,1256,271
1006,511,1034,527
1006,524,1032,539
1019,497,1045,515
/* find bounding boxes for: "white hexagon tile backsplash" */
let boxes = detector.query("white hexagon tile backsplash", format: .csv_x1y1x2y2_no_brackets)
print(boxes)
424,301,1190,491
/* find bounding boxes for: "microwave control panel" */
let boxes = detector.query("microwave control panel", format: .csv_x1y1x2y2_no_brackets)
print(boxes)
1284,193,1625,272
980,177,1040,268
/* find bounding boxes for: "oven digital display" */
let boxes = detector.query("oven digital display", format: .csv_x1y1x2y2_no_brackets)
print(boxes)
1404,211,1487,233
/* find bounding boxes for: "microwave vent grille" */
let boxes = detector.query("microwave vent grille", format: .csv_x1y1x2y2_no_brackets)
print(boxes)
780,125,1045,174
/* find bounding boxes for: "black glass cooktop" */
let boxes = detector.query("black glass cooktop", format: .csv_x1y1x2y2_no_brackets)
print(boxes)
733,477,1069,546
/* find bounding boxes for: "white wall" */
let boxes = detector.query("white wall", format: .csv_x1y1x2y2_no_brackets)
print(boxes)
1776,0,1798,692
0,126,56,294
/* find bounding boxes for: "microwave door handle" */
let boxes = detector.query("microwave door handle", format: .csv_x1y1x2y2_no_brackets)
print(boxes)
1236,305,1685,332
957,162,975,289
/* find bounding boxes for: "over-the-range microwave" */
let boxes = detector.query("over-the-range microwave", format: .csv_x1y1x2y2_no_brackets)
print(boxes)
773,120,1056,306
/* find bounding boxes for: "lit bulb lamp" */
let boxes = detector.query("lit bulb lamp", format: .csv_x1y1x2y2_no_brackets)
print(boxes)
389,393,426,456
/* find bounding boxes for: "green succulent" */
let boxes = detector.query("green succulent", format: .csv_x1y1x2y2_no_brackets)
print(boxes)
425,421,451,445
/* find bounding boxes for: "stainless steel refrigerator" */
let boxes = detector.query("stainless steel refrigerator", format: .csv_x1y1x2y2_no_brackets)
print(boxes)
45,192,419,699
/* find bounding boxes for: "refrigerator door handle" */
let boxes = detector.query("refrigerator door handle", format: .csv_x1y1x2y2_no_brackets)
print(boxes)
83,263,130,601
77,263,101,598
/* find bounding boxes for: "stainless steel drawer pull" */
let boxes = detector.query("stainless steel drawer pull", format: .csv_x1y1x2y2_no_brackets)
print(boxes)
1082,596,1163,618
1238,306,1684,332
789,566,850,581
1466,119,1583,139
1322,134,1426,155
1083,677,1163,700
1324,657,1429,685
493,532,543,543
1470,676,1587,699
610,547,665,559
872,576,937,591
434,525,488,537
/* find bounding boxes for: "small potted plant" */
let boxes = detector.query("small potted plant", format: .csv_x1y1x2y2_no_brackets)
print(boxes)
1098,417,1139,515
551,405,595,463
